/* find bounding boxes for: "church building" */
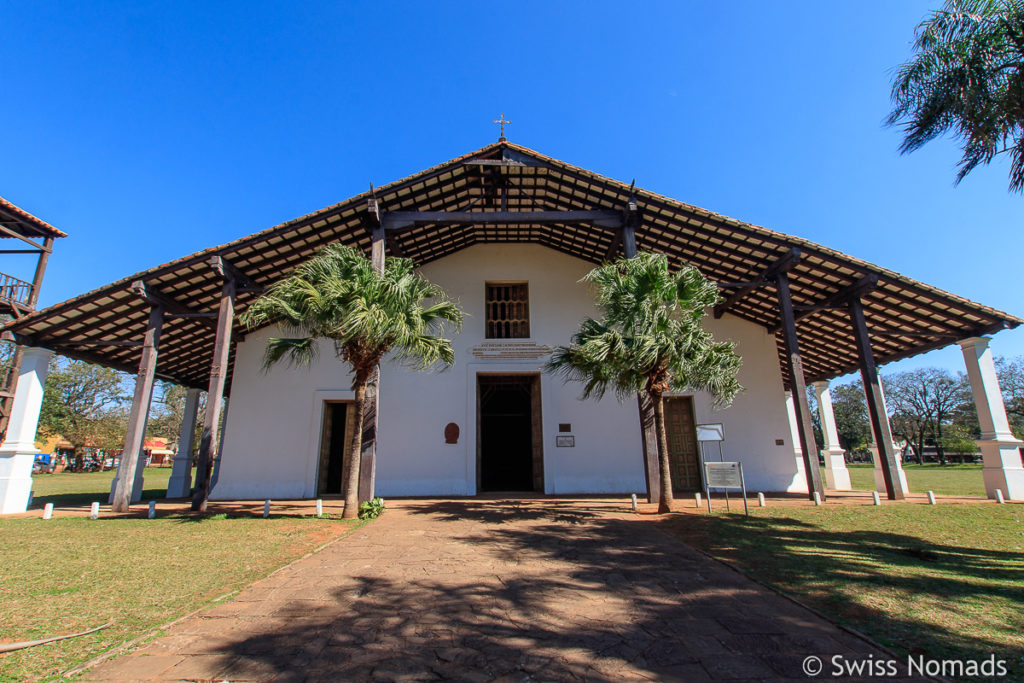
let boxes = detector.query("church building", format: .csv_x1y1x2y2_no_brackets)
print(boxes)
1,141,1021,513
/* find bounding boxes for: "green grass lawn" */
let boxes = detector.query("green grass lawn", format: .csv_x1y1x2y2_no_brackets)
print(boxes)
0,514,358,682
29,468,175,509
826,462,987,497
666,504,1024,680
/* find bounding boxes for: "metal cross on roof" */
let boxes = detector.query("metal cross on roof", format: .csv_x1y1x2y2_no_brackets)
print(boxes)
493,113,510,141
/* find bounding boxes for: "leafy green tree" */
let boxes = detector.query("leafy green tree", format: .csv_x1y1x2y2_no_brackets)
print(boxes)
240,244,463,519
887,0,1024,192
830,381,871,456
546,253,741,513
996,355,1024,437
38,357,130,470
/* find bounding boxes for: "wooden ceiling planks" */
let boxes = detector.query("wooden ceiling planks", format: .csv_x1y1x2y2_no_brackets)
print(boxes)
2,141,1018,390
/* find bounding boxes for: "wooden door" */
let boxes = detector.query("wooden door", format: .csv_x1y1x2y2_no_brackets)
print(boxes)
664,397,701,491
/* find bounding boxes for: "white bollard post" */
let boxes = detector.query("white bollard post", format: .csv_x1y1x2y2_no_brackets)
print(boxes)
316,499,323,517
927,490,936,505
694,492,701,508
90,502,100,519
813,491,822,506
757,492,766,507
872,491,881,506
995,489,1005,504
264,499,271,517
42,502,53,519
630,493,637,511
148,500,156,519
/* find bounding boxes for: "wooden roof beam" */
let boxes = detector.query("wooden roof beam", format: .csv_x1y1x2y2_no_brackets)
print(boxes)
132,281,218,330
768,274,878,332
714,248,801,319
381,210,624,233
209,256,264,292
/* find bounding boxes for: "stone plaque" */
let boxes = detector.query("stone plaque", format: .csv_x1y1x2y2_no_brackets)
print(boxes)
555,435,575,448
471,341,551,361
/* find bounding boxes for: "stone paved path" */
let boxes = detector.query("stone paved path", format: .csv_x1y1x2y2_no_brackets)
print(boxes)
84,499,918,681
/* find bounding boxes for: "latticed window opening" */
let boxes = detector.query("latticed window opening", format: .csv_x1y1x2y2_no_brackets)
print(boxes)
486,283,530,339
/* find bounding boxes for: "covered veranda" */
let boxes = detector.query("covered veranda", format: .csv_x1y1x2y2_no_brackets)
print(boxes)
0,141,1021,515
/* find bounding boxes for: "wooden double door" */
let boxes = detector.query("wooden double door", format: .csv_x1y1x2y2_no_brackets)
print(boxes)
664,396,702,492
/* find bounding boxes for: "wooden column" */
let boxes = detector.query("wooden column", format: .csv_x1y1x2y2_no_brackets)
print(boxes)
775,272,826,501
27,236,54,308
849,297,906,500
621,221,660,503
111,304,164,513
191,277,236,512
358,224,385,502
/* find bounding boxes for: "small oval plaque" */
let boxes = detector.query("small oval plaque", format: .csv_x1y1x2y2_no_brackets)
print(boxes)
444,422,460,444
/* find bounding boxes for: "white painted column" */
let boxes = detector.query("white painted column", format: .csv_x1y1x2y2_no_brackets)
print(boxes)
0,347,52,514
784,391,808,491
959,337,1024,500
166,388,200,498
812,381,851,490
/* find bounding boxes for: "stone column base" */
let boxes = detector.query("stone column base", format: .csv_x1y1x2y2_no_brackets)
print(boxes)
822,449,850,490
978,439,1024,500
166,456,193,498
108,456,147,505
0,445,39,514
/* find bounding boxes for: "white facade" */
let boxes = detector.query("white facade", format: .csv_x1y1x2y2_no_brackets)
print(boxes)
215,244,808,500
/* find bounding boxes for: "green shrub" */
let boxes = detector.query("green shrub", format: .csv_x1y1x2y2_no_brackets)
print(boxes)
358,497,385,520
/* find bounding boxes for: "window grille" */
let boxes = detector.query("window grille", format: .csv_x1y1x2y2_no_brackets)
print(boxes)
485,283,529,338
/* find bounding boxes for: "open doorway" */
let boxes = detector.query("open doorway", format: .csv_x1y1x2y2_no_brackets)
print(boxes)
317,401,351,495
477,374,543,492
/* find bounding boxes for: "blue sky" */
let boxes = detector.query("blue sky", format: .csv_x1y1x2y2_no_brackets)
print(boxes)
1,1,1020,383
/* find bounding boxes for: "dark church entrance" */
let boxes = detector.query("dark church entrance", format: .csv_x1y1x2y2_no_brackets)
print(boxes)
317,401,350,495
477,375,543,492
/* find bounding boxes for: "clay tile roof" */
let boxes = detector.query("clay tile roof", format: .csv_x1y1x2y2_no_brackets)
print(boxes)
1,141,1018,390
0,196,68,239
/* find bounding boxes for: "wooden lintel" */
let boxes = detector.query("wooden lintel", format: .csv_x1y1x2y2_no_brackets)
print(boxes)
0,224,50,252
381,210,624,232
209,256,263,292
132,281,218,330
716,280,767,289
869,329,960,339
805,319,1014,383
768,274,878,332
714,248,801,319
165,312,218,319
48,339,143,347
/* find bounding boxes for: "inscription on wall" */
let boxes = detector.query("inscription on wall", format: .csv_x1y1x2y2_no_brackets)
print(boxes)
470,341,552,361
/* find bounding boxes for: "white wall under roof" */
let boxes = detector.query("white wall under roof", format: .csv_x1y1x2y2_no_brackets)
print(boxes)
213,243,807,500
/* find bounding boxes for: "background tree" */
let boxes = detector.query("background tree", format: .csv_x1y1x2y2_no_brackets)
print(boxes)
883,368,973,464
241,244,463,519
995,355,1024,437
546,253,742,513
887,0,1024,192
830,381,871,457
38,357,130,470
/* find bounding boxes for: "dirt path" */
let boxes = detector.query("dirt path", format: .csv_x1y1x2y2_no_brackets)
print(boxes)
84,499,918,681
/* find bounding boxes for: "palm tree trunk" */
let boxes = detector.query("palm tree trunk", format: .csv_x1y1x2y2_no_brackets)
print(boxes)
343,381,366,519
651,391,676,513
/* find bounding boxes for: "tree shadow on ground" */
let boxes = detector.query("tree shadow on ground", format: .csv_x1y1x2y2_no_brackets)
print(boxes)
659,512,1024,670
206,500,944,681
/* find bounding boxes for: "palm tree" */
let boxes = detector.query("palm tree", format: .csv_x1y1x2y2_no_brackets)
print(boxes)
240,244,463,519
887,0,1024,192
545,253,741,513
